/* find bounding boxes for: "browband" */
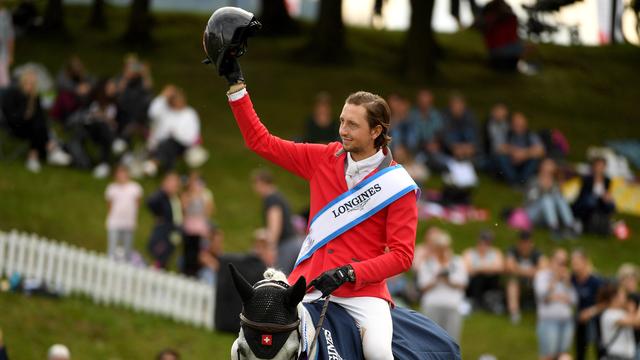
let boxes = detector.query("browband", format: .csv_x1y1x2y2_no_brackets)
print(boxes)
240,313,301,333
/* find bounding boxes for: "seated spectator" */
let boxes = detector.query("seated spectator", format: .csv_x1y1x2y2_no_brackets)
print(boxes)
301,91,338,144
495,112,545,185
484,102,510,162
105,165,143,262
534,249,577,360
443,92,478,162
47,344,70,360
147,172,182,269
50,55,94,124
407,89,446,169
182,171,214,277
571,249,605,360
198,225,224,286
394,144,429,183
463,230,504,312
525,158,578,239
572,156,616,236
156,348,180,360
599,283,639,360
506,231,547,324
144,84,201,176
388,93,418,153
251,168,299,274
417,230,468,341
478,0,524,72
114,53,153,148
66,79,118,178
1,68,70,172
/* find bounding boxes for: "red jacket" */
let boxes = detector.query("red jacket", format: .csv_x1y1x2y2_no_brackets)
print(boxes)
229,92,417,303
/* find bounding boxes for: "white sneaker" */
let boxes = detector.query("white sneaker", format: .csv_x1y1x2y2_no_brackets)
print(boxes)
26,158,41,173
112,138,127,155
93,163,111,179
48,148,72,166
143,160,158,177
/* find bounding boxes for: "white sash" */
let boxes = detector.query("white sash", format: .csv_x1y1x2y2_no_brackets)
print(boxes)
294,164,419,268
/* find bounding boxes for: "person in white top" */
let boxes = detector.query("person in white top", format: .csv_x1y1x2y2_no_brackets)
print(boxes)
599,283,640,360
105,165,143,261
145,84,201,175
463,230,504,310
417,230,468,341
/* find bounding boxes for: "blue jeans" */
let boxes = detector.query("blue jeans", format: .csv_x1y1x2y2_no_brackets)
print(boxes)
527,194,575,229
537,318,575,358
496,155,539,185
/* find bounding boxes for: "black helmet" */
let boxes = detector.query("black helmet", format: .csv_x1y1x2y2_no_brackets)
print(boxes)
202,7,261,71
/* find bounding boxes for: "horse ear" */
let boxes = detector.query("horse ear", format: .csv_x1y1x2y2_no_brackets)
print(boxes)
229,263,254,303
285,276,306,308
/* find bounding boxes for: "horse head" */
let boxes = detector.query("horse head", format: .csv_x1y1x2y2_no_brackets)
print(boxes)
229,264,314,360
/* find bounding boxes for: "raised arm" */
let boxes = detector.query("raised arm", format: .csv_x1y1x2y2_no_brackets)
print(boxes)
228,87,331,180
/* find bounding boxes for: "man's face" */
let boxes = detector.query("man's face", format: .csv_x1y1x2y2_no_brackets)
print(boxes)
417,90,433,111
512,113,528,134
339,103,379,155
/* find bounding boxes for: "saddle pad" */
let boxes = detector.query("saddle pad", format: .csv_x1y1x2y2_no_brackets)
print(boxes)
305,303,461,360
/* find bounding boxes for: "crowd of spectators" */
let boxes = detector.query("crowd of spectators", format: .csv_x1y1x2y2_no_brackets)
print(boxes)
411,227,640,360
1,52,207,178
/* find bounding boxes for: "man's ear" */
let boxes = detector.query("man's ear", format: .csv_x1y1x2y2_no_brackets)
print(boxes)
370,124,382,141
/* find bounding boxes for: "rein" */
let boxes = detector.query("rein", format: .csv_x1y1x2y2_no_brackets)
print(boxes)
303,296,331,360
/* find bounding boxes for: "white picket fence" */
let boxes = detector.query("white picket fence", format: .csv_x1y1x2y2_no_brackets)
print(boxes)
0,230,215,330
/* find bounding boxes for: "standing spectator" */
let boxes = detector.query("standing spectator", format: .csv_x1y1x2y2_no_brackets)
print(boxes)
442,92,479,162
66,79,118,178
618,263,640,358
114,54,153,149
147,172,182,269
0,0,14,89
301,91,338,144
417,231,468,341
463,230,504,311
2,68,70,172
47,344,70,360
572,156,616,236
506,231,547,324
484,103,510,162
525,158,577,239
412,226,444,271
144,84,201,176
599,283,639,360
50,56,94,124
105,165,143,262
181,172,214,277
496,112,545,185
534,249,577,360
156,349,180,360
408,89,445,168
571,249,605,360
198,225,224,285
251,168,299,274
478,0,524,71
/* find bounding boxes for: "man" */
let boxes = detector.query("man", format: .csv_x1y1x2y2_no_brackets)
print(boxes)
216,52,419,360
505,231,547,324
146,172,182,269
250,168,298,274
495,112,545,185
407,89,446,170
442,93,479,161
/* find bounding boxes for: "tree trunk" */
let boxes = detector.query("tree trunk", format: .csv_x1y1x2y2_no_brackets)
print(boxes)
43,0,66,33
405,0,438,81
309,0,347,63
259,0,298,36
123,0,153,44
88,0,108,30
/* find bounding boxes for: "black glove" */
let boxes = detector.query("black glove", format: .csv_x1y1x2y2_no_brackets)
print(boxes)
218,54,244,85
309,265,355,297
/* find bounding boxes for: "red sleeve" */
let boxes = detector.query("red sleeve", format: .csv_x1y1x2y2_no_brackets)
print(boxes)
229,92,330,181
349,191,417,289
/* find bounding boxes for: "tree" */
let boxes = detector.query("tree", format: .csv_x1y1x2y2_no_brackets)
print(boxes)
43,0,66,33
405,0,439,81
308,0,347,63
259,0,298,36
88,0,108,29
123,0,153,44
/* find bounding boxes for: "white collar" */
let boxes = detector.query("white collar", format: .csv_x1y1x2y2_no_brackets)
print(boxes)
346,149,384,176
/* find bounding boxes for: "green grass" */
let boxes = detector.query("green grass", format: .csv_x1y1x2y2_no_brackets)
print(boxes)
0,4,639,359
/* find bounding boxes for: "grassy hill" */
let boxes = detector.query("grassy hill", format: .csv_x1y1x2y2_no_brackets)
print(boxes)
1,5,639,359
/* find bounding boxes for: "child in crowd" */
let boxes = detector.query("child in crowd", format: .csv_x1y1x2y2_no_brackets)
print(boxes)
105,165,143,261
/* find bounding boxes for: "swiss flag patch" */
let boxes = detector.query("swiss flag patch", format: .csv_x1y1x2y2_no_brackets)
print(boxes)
261,334,273,346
